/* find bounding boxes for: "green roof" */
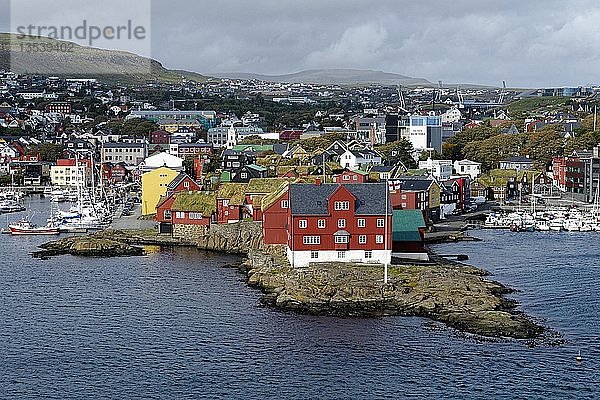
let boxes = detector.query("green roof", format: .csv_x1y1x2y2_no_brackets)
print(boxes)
393,210,426,242
217,183,248,203
246,178,289,194
232,144,274,153
220,170,231,182
247,164,267,172
171,192,217,214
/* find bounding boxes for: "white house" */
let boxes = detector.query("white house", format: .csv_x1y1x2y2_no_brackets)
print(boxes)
0,143,19,160
419,158,453,180
454,159,482,180
441,107,462,124
140,152,184,173
339,149,383,171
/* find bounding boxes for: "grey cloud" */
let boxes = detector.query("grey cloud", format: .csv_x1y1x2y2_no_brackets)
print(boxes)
3,0,599,87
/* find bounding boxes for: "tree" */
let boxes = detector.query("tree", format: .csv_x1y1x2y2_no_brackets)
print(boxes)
375,139,417,169
444,126,501,160
34,143,64,162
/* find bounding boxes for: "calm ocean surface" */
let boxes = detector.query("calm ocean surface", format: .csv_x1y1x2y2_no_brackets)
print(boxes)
1,199,599,399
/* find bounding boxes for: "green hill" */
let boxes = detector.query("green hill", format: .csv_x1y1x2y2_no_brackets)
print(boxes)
0,33,208,84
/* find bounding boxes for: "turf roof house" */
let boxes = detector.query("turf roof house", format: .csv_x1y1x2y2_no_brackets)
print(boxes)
217,183,248,224
153,172,204,234
262,182,393,268
170,192,217,239
244,178,290,221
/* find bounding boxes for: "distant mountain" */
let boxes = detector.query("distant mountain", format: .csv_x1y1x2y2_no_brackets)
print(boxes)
213,69,432,86
0,33,208,84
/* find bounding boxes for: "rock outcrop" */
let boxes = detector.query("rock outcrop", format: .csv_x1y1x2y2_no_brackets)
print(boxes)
242,249,543,340
34,234,144,258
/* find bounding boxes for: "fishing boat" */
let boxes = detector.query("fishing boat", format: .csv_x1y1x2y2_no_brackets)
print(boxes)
8,219,60,235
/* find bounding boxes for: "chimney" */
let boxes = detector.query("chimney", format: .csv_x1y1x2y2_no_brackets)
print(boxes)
315,177,322,186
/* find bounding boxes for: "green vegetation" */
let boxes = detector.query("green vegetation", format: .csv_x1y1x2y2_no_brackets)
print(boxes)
375,139,417,169
507,97,572,116
217,183,248,203
171,192,217,214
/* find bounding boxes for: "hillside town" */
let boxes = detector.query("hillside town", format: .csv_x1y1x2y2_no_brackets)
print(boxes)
1,69,600,266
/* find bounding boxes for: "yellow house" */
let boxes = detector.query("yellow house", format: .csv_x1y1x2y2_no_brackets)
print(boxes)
141,166,180,216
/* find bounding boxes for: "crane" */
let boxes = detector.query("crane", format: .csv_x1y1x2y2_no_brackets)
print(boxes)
499,81,507,104
397,85,407,113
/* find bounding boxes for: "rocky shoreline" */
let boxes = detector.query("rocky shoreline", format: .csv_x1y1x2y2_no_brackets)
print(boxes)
33,223,545,340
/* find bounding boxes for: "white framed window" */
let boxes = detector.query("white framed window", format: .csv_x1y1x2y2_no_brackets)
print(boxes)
299,220,307,229
359,235,367,244
376,235,384,244
365,250,373,259
343,175,350,181
189,212,203,220
377,218,385,228
311,251,319,259
164,210,171,219
175,211,185,219
338,251,346,259
184,181,190,188
338,219,346,228
357,219,366,228
241,172,247,179
334,201,350,211
318,219,326,229
303,236,321,245
335,235,349,244
281,200,289,209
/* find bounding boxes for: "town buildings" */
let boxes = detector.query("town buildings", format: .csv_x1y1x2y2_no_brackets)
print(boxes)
50,158,92,187
103,142,148,166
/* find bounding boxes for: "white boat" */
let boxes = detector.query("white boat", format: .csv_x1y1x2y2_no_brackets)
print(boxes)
9,219,60,235
549,219,564,231
536,220,550,231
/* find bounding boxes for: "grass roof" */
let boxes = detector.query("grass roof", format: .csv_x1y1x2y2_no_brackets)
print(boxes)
247,178,289,194
261,181,290,211
217,183,248,203
171,192,217,214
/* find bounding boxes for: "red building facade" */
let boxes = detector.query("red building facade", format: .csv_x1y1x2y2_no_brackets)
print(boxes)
332,169,367,184
553,156,585,193
263,183,392,267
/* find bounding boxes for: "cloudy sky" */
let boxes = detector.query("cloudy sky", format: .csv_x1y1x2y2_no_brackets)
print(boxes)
3,0,600,87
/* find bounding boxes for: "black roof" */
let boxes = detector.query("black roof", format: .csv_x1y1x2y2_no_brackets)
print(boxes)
394,178,433,191
289,183,392,216
501,156,533,163
370,165,394,173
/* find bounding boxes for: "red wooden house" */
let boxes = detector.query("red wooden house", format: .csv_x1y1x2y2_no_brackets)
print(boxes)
217,183,248,224
171,192,215,227
155,192,216,235
262,182,392,267
166,172,202,196
245,178,289,221
390,190,427,212
155,193,178,234
332,169,368,184
262,185,290,245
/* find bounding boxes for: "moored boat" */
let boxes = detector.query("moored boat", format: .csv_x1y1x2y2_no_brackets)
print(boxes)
8,219,60,235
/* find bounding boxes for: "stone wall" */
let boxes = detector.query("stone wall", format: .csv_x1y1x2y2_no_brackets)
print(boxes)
173,223,209,242
195,221,282,255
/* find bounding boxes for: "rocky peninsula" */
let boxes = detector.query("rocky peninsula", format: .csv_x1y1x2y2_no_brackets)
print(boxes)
34,222,544,340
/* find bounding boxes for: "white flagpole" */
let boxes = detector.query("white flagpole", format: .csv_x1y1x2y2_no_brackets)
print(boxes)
384,179,389,284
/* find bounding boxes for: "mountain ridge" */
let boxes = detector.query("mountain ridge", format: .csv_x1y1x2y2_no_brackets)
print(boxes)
212,68,432,86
